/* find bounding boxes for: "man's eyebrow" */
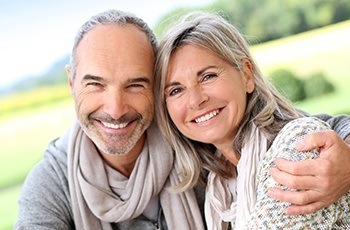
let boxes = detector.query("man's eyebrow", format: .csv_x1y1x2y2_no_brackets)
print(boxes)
82,74,104,82
127,77,151,84
81,75,151,84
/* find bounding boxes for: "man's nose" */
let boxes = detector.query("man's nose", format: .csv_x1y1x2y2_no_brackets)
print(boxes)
103,88,128,119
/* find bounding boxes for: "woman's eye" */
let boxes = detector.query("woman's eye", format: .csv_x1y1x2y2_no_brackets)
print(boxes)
202,73,217,82
169,87,183,96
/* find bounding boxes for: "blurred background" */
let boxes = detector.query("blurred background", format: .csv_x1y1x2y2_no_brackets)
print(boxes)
1,0,349,228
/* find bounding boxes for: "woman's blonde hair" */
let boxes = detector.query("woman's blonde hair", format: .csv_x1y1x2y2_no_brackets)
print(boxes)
155,11,303,191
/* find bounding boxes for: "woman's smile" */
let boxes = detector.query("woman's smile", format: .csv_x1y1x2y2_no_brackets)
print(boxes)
192,109,221,124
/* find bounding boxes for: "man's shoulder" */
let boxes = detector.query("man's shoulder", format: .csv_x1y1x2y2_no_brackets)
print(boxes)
44,125,71,168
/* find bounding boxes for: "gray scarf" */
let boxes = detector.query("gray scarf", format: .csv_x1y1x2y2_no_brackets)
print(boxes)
67,120,204,229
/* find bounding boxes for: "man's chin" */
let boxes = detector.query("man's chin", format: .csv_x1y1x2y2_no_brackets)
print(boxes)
96,140,133,156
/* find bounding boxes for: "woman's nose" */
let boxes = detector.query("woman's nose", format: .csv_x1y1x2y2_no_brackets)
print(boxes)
187,87,209,110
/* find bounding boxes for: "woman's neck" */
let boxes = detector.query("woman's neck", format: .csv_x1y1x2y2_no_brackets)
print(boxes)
217,144,240,166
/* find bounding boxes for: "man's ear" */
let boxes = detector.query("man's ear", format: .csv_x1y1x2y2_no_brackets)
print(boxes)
65,65,74,94
242,59,255,94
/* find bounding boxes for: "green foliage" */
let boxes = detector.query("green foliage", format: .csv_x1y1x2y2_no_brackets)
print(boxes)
303,72,335,99
153,7,205,39
269,68,306,102
269,69,336,102
153,0,350,43
216,0,350,43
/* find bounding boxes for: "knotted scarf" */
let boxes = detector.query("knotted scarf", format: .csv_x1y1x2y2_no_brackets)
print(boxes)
67,120,204,229
204,124,267,229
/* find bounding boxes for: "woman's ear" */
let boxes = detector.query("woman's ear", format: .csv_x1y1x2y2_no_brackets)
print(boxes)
242,59,255,93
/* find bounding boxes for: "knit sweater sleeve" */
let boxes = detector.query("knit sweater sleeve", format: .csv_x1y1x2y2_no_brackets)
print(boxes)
14,135,74,229
246,117,350,229
314,113,350,140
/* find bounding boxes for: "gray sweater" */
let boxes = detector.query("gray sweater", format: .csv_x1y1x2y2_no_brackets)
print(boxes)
14,124,206,230
14,114,350,229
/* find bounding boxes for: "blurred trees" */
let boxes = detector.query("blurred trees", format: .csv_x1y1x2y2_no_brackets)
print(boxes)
154,0,350,43
269,68,335,102
269,68,306,102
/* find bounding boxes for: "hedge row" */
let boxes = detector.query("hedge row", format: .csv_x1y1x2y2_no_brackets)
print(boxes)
269,68,335,102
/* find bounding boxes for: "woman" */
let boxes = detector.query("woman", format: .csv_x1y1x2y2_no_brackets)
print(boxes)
154,12,350,229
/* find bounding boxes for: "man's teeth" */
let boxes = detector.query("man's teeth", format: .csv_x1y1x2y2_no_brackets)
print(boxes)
195,110,219,123
102,121,128,129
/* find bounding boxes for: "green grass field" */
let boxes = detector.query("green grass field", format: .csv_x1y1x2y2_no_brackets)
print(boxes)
0,185,23,230
0,99,75,188
0,20,349,228
0,100,75,228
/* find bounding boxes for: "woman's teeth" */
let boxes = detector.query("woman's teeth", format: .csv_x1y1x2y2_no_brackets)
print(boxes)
195,109,219,123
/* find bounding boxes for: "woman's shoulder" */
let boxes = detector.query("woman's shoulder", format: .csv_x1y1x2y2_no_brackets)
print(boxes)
269,117,330,161
279,117,330,140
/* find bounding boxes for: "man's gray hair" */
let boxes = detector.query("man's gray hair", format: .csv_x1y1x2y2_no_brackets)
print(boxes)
68,9,158,79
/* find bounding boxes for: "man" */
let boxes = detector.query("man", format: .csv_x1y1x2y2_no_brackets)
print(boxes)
15,9,350,229
15,10,205,229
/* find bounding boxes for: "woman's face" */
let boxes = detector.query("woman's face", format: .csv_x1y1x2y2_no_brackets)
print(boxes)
164,45,254,149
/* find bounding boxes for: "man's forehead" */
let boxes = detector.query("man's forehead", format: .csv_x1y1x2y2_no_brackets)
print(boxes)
75,24,154,62
78,24,151,50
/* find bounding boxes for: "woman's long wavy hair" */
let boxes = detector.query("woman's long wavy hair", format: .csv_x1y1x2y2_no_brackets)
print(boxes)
155,11,304,192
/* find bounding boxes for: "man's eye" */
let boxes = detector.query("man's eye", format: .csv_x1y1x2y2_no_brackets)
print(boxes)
127,83,147,93
87,82,102,87
127,84,145,91
128,84,144,88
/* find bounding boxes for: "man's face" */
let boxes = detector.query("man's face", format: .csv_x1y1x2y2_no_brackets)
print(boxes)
68,24,155,156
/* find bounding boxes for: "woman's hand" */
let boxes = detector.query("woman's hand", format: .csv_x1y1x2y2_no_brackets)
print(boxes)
267,130,350,215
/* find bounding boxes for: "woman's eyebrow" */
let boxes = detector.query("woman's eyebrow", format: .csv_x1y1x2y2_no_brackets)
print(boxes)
196,65,217,76
165,81,181,90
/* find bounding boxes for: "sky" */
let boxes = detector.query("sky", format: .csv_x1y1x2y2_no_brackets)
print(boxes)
0,0,214,89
